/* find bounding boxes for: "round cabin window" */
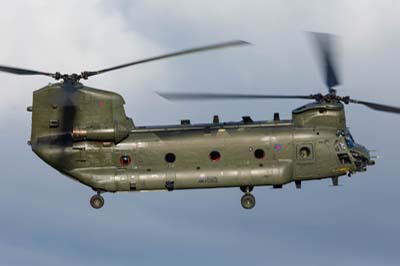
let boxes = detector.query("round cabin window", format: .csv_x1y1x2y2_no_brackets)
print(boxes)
209,151,221,161
165,153,176,163
120,155,131,166
254,149,265,159
299,147,311,159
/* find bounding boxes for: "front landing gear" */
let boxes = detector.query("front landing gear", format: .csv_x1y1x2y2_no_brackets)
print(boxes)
240,186,255,209
90,193,104,209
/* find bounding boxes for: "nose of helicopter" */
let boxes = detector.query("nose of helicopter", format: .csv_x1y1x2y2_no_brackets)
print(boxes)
350,143,375,171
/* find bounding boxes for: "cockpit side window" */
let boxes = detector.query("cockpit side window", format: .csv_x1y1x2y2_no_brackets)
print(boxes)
338,153,352,164
334,139,347,152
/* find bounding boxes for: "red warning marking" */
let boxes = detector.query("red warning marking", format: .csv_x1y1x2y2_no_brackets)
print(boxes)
99,101,103,107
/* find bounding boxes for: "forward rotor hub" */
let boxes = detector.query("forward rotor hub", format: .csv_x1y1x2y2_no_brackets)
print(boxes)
52,72,84,82
312,93,351,104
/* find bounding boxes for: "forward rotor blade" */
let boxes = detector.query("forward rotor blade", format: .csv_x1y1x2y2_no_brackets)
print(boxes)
157,92,315,101
83,40,250,78
309,32,340,92
0,65,54,77
350,99,400,114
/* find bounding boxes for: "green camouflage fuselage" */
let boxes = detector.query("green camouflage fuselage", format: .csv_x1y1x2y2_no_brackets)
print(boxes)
29,82,373,192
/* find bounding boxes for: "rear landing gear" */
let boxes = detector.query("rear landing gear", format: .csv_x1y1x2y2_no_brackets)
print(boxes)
90,193,104,209
240,186,255,209
241,193,256,209
240,185,253,193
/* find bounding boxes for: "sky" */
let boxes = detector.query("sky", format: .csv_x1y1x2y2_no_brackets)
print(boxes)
0,0,400,265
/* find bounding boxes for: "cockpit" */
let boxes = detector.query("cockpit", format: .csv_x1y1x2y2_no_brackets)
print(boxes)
344,132,355,149
335,129,374,172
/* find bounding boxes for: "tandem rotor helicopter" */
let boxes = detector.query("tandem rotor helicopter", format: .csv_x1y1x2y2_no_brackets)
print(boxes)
1,33,399,209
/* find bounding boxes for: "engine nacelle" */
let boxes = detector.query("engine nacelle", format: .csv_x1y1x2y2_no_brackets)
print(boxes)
73,122,131,143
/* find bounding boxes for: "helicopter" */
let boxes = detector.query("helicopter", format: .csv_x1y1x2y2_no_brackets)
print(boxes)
1,33,399,210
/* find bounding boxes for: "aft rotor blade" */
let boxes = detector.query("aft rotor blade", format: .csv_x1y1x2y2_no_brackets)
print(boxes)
83,40,250,78
157,92,315,101
309,32,340,92
0,65,54,77
350,99,400,114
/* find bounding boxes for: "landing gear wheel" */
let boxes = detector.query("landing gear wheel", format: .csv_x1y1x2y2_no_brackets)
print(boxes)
241,193,256,209
90,194,104,209
240,186,254,193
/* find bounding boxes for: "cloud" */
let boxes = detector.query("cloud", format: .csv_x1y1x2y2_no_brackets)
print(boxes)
0,0,172,121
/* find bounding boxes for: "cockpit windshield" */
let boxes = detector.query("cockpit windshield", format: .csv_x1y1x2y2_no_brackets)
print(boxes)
345,132,355,149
